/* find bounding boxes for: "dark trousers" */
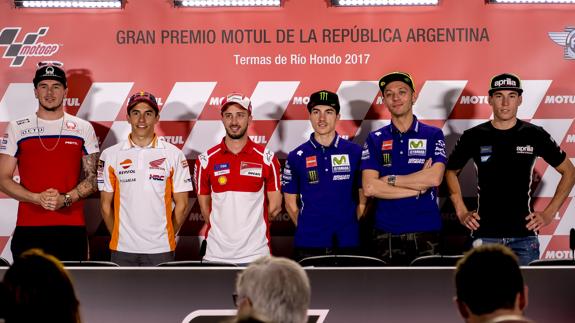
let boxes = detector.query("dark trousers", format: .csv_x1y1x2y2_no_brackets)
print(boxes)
293,246,361,262
111,250,175,266
372,229,440,266
11,226,88,261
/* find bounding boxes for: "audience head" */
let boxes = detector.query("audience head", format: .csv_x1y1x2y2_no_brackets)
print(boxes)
2,249,81,323
454,244,528,322
235,256,310,323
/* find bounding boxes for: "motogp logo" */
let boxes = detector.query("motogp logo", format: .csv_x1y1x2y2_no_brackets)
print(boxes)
0,27,60,67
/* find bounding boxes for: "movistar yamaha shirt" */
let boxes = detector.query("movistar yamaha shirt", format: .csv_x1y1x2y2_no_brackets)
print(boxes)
361,116,447,234
282,133,362,248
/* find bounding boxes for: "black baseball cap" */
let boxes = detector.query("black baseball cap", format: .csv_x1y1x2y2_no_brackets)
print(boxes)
307,90,340,114
127,91,159,114
379,71,415,93
33,61,67,88
489,73,523,96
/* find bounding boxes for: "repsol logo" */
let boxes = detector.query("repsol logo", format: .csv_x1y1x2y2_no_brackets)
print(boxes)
119,170,135,175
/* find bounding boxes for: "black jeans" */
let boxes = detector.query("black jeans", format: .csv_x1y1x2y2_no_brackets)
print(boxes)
11,226,88,261
372,229,440,266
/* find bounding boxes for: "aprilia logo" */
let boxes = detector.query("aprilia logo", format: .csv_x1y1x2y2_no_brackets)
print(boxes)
0,27,60,67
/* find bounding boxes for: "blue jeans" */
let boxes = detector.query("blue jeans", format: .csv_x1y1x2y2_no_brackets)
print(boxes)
472,236,540,266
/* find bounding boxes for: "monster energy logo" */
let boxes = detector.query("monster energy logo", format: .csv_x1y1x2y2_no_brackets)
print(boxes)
320,91,329,100
308,170,319,184
382,153,392,167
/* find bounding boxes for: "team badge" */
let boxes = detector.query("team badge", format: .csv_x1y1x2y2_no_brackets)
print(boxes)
331,154,350,173
307,170,319,184
240,162,263,177
306,156,317,168
408,139,427,156
382,153,392,167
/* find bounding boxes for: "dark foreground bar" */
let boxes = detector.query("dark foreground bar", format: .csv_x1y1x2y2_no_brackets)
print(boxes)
1,267,574,323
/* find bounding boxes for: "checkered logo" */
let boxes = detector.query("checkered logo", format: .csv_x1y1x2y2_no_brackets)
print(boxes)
0,27,59,67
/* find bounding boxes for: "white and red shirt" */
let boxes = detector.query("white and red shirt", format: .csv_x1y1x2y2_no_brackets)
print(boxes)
98,135,193,253
0,113,99,227
194,138,281,264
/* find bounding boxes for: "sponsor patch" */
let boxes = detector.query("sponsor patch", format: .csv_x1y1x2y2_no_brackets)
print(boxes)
408,158,425,164
181,159,189,168
149,158,166,170
480,146,492,154
64,140,78,145
481,155,490,162
361,148,370,160
408,139,427,156
120,178,136,183
64,120,78,131
331,154,350,173
382,140,393,151
307,169,319,184
240,161,263,177
218,175,227,185
21,127,44,136
214,162,230,176
516,145,534,154
120,159,133,169
16,118,30,125
149,174,165,181
333,174,350,181
382,153,392,167
306,156,317,168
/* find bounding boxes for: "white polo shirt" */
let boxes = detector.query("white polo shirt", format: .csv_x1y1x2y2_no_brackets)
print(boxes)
98,135,193,253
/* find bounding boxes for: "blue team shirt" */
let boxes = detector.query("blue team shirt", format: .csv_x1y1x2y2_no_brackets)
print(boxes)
360,116,447,234
282,133,362,248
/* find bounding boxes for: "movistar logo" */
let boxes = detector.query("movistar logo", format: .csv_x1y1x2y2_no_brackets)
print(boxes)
332,155,347,165
409,140,424,148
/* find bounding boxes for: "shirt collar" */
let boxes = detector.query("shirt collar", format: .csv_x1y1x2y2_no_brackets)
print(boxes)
390,115,419,134
219,136,254,155
309,132,340,149
123,134,161,150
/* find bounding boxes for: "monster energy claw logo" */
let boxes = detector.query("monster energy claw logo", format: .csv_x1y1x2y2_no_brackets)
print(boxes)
308,170,319,184
382,153,392,167
320,91,329,100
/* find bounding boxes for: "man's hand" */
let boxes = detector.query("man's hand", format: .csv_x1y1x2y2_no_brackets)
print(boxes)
526,211,552,233
39,188,59,211
459,210,480,231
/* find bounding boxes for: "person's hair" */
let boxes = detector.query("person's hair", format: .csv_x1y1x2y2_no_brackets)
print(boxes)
235,256,310,323
455,244,524,316
2,249,81,323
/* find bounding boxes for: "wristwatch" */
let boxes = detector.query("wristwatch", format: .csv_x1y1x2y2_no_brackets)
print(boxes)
387,175,396,186
62,193,72,208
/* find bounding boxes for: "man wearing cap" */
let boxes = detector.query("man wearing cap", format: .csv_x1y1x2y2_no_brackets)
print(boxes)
282,90,366,260
98,91,193,266
194,93,282,264
0,61,100,261
361,71,447,265
445,73,575,265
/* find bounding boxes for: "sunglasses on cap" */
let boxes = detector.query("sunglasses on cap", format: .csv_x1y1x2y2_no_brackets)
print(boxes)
37,61,64,69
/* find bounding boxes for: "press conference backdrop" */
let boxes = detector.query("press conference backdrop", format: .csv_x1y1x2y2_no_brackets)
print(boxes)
1,0,575,262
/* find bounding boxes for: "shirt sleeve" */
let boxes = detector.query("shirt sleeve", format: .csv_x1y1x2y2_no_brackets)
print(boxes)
281,152,299,194
360,134,380,171
265,152,281,192
98,150,115,192
172,150,193,193
431,129,447,165
446,131,473,170
82,121,100,155
536,126,567,168
194,152,211,195
0,122,17,157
